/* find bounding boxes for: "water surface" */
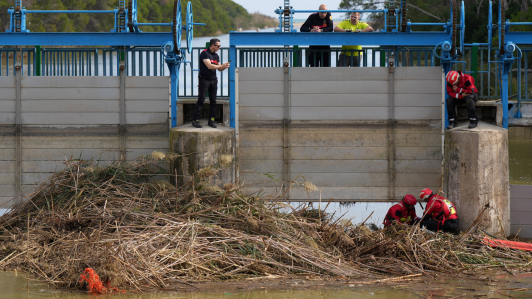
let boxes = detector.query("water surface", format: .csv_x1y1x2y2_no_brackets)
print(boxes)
509,127,532,185
2,271,532,299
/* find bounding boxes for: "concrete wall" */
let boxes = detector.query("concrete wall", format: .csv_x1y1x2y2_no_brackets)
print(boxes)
0,76,170,208
237,67,444,201
510,185,532,238
444,123,509,235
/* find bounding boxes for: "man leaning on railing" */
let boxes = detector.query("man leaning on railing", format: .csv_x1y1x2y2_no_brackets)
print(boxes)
334,12,374,67
300,4,333,67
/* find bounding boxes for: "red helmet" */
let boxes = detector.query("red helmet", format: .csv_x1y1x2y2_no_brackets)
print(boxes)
402,194,417,206
420,188,434,201
446,71,460,85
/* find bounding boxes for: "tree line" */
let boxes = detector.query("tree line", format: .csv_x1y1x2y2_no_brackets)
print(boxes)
0,0,277,36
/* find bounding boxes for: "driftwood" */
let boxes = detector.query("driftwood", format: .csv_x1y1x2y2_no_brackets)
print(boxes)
0,153,530,291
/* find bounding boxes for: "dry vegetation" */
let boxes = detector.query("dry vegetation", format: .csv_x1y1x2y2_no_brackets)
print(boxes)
0,153,530,292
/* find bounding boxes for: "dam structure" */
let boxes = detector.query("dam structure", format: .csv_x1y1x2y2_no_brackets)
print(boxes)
1,0,532,236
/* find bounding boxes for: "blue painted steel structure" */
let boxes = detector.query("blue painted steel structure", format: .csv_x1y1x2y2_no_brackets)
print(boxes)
486,0,530,128
1,0,204,128
1,33,176,46
228,0,467,129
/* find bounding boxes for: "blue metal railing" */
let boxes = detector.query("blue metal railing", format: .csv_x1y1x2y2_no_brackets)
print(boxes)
1,46,531,102
41,48,98,76
0,48,36,76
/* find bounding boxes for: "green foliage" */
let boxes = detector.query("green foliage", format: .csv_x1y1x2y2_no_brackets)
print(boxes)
511,5,532,32
0,0,277,36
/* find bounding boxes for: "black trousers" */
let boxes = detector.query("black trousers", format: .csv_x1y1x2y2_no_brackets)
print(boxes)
193,77,217,121
422,218,459,233
338,54,360,67
308,46,331,67
447,93,478,120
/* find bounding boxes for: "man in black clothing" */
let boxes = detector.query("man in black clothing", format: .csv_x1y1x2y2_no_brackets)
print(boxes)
192,38,230,128
300,4,333,67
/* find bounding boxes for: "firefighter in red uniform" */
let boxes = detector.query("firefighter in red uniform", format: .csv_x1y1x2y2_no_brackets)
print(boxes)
300,4,334,67
419,188,459,233
446,70,479,130
383,194,420,227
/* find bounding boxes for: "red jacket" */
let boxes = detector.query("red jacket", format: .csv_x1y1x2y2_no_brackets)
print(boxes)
446,71,477,100
384,202,418,226
424,195,458,223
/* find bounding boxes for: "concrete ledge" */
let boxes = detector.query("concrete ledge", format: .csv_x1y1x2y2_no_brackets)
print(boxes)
463,100,532,126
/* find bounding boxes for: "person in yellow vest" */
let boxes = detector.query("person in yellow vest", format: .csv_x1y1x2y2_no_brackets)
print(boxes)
333,12,374,67
419,188,459,233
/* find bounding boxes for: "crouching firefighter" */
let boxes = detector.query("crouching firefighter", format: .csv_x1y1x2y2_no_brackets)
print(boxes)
445,70,479,129
419,188,459,233
383,195,420,227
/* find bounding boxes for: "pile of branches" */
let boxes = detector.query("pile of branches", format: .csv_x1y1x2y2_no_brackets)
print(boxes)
0,153,530,291
348,224,532,277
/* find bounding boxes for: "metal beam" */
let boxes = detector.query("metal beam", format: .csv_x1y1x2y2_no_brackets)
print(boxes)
15,64,22,203
26,10,115,13
230,32,450,47
505,33,532,45
387,56,395,201
119,62,126,162
283,63,291,198
229,46,237,128
0,32,173,46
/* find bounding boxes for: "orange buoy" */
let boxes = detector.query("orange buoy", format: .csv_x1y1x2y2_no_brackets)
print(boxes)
79,268,125,294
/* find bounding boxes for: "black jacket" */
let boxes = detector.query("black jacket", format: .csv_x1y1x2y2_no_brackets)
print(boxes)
300,13,333,32
300,13,333,49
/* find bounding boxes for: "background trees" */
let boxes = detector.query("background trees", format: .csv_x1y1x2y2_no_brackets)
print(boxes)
0,0,277,35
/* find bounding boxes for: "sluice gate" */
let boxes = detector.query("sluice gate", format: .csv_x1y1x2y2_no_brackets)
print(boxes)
0,76,170,208
235,67,444,202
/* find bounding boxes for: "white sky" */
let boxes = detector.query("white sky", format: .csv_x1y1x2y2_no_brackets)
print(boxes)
232,0,344,18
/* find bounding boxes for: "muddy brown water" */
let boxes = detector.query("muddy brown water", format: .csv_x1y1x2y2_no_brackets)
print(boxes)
2,270,532,298
509,127,532,185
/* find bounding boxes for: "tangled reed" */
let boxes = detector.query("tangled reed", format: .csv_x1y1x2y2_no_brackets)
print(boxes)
0,153,530,290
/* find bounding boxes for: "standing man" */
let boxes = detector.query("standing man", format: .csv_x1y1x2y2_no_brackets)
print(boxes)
192,38,230,128
383,195,420,227
300,4,334,67
445,70,479,129
334,12,373,67
419,188,459,233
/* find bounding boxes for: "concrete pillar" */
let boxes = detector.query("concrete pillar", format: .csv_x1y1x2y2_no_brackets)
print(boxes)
444,121,510,236
170,125,235,187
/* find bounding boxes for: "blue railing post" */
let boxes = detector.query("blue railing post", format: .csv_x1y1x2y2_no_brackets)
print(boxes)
442,63,452,129
500,62,511,129
169,62,178,128
501,70,509,128
229,45,236,128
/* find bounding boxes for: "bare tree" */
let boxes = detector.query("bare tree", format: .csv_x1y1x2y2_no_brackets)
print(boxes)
474,0,485,16
407,4,444,21
521,0,529,12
